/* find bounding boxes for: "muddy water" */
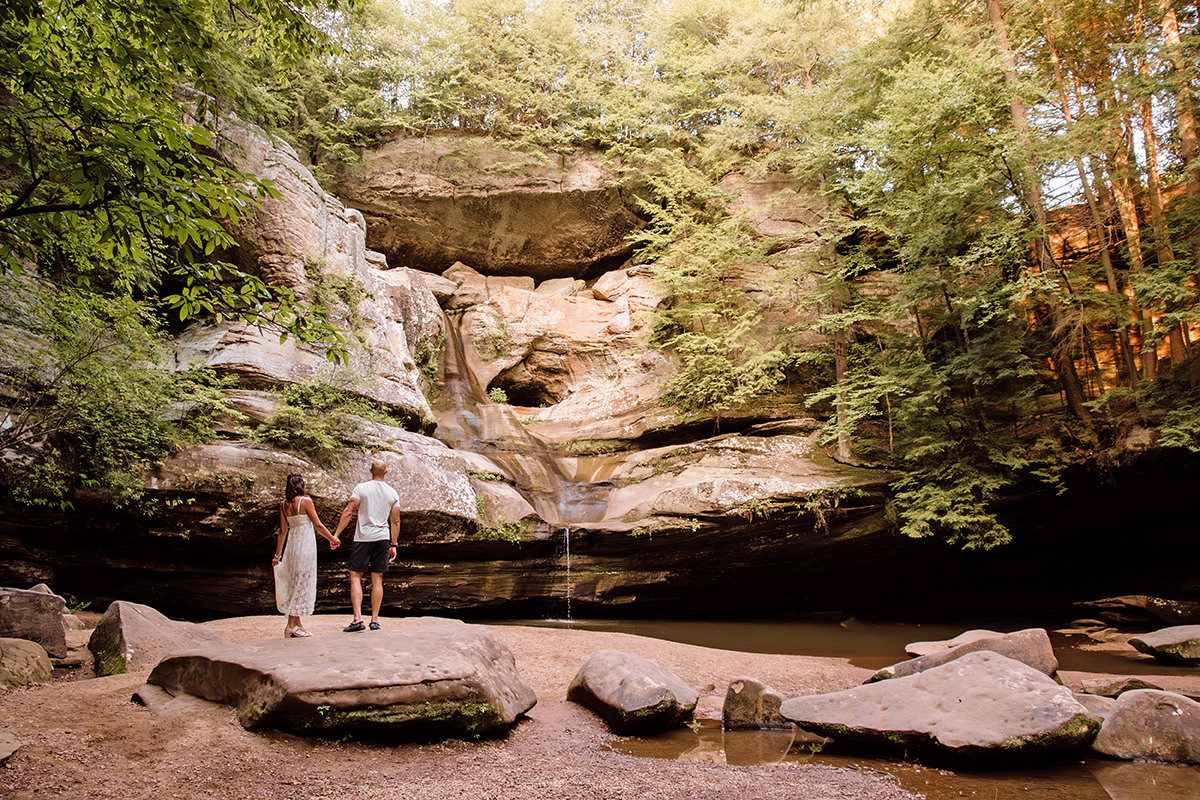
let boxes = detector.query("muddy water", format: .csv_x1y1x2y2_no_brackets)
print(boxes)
507,618,1200,799
605,721,1200,799
505,617,1198,674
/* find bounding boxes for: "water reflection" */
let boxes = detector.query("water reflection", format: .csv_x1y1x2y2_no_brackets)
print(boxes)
606,720,1200,800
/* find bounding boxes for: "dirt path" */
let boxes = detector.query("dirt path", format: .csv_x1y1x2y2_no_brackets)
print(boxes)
0,615,919,800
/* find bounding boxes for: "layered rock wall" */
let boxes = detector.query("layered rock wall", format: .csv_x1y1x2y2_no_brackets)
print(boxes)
2,129,1199,621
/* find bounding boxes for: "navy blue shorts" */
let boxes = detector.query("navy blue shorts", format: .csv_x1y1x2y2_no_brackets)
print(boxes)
349,540,391,574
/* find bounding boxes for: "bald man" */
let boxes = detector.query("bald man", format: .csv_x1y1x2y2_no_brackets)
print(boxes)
333,459,401,632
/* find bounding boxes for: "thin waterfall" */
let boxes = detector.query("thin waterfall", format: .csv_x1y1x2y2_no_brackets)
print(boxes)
564,527,572,622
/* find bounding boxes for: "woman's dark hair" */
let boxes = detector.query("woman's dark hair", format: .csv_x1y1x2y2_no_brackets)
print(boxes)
284,473,306,505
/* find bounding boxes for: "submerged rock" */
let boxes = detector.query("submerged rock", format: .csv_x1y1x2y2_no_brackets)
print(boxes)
1076,595,1200,627
1078,677,1163,697
568,649,698,735
781,651,1099,764
145,623,536,739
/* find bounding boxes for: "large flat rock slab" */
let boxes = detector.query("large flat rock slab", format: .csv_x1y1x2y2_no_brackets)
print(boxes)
146,623,536,740
781,651,1100,764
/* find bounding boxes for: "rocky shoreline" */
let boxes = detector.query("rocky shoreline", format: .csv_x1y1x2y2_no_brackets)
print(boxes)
1,615,922,800
7,612,1200,799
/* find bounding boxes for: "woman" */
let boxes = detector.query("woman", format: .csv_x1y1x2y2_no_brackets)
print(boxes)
273,473,338,637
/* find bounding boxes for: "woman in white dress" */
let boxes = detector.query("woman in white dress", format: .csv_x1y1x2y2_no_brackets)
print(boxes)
273,473,339,637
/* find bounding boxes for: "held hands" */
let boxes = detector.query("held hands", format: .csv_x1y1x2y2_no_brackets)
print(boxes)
329,535,340,550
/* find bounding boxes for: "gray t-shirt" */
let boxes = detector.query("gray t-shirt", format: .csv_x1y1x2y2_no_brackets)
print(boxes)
351,479,400,542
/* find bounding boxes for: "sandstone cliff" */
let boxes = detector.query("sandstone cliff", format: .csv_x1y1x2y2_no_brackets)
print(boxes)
1,127,1197,622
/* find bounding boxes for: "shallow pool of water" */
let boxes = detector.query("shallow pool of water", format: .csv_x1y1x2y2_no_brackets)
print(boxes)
498,617,1194,675
499,617,1200,798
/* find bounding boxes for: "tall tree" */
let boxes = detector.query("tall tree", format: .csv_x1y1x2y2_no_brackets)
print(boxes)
0,0,346,350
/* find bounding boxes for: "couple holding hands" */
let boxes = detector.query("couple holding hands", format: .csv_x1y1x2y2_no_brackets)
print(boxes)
273,460,400,637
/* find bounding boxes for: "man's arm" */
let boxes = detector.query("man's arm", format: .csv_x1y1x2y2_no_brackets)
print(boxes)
387,504,400,562
333,497,360,540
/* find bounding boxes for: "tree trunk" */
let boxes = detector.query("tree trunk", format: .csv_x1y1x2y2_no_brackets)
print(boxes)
1162,0,1200,272
988,0,1091,418
1044,22,1141,387
834,322,852,461
1137,3,1189,368
1107,111,1158,380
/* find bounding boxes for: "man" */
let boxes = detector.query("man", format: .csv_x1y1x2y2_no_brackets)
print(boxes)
333,459,401,632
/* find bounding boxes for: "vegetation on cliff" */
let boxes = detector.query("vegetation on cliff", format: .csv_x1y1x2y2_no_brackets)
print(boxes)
2,0,1199,549
0,0,352,502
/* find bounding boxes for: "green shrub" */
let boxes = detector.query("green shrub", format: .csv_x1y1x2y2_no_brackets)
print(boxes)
474,518,535,542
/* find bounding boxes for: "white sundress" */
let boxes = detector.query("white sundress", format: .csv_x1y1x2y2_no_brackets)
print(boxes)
275,513,318,615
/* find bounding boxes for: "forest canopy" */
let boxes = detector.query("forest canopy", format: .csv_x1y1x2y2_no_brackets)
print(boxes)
2,0,1198,545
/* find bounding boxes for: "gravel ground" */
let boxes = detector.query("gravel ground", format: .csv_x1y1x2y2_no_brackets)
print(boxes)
0,614,921,800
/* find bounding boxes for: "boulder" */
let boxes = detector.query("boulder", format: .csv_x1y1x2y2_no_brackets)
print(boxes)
1091,690,1200,764
0,637,53,689
88,601,228,676
567,649,698,735
722,676,792,731
145,623,535,739
0,735,18,764
1128,625,1200,663
872,628,1058,682
0,587,67,658
904,629,1006,658
780,651,1100,764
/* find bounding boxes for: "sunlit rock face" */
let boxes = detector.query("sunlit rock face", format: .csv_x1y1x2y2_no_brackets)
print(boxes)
434,261,672,445
176,118,436,429
3,128,1199,623
327,135,645,279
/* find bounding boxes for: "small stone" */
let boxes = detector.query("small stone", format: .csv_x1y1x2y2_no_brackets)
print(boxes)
722,676,792,731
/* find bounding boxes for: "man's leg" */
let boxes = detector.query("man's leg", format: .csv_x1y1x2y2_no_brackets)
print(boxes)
369,572,384,623
349,570,364,621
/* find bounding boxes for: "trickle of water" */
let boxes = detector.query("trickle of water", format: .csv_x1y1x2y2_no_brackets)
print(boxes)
564,527,572,622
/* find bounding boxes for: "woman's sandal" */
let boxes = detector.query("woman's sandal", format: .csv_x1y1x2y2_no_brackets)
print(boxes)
286,627,313,638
